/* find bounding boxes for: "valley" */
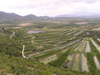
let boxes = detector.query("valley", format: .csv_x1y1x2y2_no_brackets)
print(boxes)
0,18,100,75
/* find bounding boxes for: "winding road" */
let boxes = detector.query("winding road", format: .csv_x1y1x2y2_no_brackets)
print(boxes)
22,45,28,59
10,32,15,38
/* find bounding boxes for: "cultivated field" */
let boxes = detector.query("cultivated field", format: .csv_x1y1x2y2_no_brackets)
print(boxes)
1,18,100,73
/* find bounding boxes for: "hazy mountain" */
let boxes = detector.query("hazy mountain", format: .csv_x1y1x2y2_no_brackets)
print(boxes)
1,11,100,21
0,11,38,21
57,12,100,18
0,11,50,22
24,14,38,19
39,16,49,19
0,11,21,21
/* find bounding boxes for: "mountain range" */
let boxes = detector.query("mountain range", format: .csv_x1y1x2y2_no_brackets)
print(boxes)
57,12,100,18
0,11,50,21
0,11,100,21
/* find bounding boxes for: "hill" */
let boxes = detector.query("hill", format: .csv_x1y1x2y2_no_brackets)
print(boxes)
0,11,21,21
57,12,100,18
0,11,50,22
24,14,38,19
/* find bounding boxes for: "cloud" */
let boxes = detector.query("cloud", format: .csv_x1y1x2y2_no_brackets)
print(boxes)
0,0,100,16
63,0,100,3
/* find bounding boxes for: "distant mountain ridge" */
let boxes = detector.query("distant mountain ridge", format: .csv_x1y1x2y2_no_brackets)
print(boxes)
0,11,49,21
0,11,21,21
57,13,100,18
24,14,38,19
1,11,100,22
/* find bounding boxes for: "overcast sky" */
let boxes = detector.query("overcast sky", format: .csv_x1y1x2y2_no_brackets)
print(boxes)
0,0,100,16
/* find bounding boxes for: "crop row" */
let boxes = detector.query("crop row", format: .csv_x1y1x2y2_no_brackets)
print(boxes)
48,49,70,67
89,40,99,54
96,54,100,63
66,39,81,47
90,38,100,52
93,38,100,45
85,41,90,52
59,38,80,45
86,53,97,72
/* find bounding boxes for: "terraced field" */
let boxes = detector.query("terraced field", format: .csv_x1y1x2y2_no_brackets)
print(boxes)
20,30,100,72
2,18,100,74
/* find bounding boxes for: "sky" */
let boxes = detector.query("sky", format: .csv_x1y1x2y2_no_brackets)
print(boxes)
0,0,100,17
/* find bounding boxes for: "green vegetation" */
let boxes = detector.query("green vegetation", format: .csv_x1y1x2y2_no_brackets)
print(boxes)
96,54,100,63
48,49,70,67
78,31,100,37
0,35,22,56
1,18,100,74
93,38,100,45
89,40,99,54
86,53,97,72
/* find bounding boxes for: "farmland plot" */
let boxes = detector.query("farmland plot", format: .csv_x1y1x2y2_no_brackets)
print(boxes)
71,54,80,71
94,56,100,69
28,44,67,58
93,38,100,45
85,41,90,52
67,39,81,47
74,31,83,36
86,53,97,72
78,40,86,52
96,54,100,63
62,49,69,53
75,41,83,51
90,38,100,52
58,41,66,45
82,53,89,72
89,40,99,54
67,31,76,35
48,49,70,67
97,38,100,42
59,30,72,35
40,55,57,65
67,54,74,67
60,38,80,45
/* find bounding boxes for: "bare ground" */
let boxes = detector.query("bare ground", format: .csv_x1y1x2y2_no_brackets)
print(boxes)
19,23,31,26
12,27,21,29
75,22,88,25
